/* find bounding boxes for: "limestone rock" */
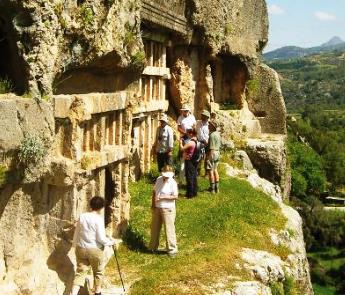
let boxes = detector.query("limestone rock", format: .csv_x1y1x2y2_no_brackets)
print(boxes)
247,173,282,203
241,248,285,284
0,97,54,152
188,0,268,57
234,150,253,170
247,64,287,134
231,281,272,295
246,136,289,198
0,0,143,95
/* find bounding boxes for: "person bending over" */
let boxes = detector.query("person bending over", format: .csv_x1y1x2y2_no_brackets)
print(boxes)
71,196,116,295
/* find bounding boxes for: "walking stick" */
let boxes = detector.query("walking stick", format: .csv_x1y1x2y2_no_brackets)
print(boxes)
112,245,126,293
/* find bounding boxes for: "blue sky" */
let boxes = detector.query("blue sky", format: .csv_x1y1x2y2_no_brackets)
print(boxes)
265,0,345,52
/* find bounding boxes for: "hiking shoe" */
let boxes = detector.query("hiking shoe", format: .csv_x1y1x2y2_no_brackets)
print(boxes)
215,182,219,193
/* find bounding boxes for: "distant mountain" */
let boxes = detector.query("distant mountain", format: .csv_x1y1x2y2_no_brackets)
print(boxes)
264,37,345,60
321,36,344,47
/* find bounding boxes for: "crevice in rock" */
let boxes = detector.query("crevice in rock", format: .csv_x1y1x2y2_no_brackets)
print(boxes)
0,16,26,94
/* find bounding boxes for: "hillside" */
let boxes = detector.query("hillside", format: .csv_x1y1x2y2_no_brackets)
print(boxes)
264,37,345,60
267,50,345,111
105,163,312,294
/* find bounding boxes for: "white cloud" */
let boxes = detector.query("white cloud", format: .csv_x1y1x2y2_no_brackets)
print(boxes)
314,11,337,21
268,4,285,15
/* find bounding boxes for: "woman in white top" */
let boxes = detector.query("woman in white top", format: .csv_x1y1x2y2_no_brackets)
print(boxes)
71,196,115,295
149,165,179,256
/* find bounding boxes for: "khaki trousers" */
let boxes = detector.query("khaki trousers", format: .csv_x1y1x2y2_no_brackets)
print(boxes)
149,207,178,254
74,246,104,288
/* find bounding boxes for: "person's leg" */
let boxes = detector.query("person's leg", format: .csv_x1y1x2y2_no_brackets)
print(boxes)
166,152,173,167
162,208,178,255
88,248,105,294
157,153,164,172
192,161,198,196
149,208,163,251
71,247,90,295
179,156,185,183
185,160,193,198
213,153,220,193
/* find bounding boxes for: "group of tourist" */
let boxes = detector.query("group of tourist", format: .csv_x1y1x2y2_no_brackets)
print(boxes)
154,104,221,197
70,105,221,295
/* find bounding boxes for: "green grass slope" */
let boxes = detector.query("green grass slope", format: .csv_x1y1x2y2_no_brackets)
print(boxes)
107,169,289,294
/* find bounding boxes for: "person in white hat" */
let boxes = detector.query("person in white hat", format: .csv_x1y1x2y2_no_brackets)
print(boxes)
149,165,179,257
177,104,196,137
154,113,174,172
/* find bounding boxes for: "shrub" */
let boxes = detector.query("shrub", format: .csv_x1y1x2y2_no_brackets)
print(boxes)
247,79,261,97
0,77,13,94
131,51,146,67
18,135,46,165
80,155,92,170
0,164,8,187
270,281,284,295
80,4,94,26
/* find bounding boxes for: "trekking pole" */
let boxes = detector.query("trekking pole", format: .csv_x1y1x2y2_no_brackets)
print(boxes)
112,245,126,293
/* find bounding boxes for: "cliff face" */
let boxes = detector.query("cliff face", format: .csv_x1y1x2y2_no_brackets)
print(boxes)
188,0,268,57
0,0,309,294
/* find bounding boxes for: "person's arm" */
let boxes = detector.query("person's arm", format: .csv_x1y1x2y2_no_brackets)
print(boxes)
180,139,193,151
95,217,115,246
177,125,185,135
159,180,178,200
167,127,174,156
177,116,185,135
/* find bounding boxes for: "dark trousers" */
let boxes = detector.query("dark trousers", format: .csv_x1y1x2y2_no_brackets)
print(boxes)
157,152,172,172
185,159,198,198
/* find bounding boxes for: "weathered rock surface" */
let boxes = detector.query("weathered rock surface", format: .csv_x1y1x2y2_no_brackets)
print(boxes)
247,64,287,134
246,136,290,198
234,150,254,170
0,96,54,152
0,0,143,95
189,0,268,57
231,281,272,295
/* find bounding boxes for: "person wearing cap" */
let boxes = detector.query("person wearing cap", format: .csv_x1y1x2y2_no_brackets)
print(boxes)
149,165,179,256
154,114,174,172
206,121,221,193
177,104,196,139
177,104,196,181
196,110,210,176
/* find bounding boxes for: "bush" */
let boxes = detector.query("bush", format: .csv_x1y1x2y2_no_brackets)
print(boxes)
0,164,8,187
18,135,46,165
0,77,13,94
